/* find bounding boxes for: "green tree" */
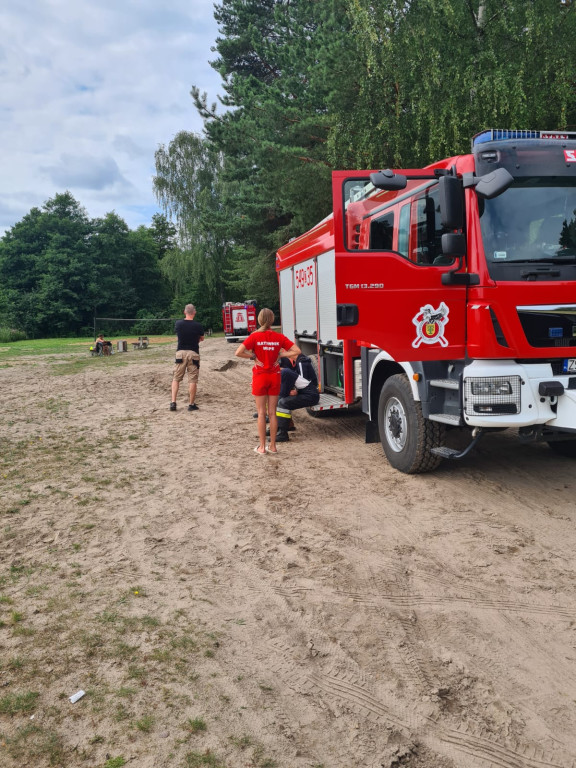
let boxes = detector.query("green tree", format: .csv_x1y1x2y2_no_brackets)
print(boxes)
0,192,92,336
90,212,138,321
332,0,576,168
128,225,171,312
194,0,349,235
148,213,177,259
184,0,352,309
0,194,172,337
154,131,234,320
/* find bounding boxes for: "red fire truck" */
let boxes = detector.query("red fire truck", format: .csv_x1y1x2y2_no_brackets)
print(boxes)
222,301,258,342
276,129,576,473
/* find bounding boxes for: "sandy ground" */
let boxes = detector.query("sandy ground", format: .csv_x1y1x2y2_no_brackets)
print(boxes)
1,336,576,768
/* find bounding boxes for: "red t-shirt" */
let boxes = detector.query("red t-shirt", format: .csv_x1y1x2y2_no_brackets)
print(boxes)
243,330,294,373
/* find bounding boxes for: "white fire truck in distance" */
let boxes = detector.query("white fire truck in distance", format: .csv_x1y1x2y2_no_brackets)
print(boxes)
222,301,257,343
276,129,576,473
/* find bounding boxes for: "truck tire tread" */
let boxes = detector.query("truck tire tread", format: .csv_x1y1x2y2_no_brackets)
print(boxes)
378,374,445,474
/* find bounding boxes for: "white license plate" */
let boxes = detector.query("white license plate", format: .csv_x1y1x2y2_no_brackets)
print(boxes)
563,358,576,372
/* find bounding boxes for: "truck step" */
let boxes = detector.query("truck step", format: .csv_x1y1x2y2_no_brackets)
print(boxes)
309,393,349,411
431,428,485,461
430,446,463,458
428,413,462,426
429,378,460,390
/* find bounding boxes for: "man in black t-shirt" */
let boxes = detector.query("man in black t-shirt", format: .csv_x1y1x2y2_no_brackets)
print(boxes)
170,304,205,411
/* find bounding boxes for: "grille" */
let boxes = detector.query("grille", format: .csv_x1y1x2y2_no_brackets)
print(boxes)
518,310,576,348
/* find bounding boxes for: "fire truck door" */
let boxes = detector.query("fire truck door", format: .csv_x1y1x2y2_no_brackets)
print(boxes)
233,308,248,329
332,171,466,361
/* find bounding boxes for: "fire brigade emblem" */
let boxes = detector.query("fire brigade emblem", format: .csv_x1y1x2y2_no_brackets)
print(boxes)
412,302,449,348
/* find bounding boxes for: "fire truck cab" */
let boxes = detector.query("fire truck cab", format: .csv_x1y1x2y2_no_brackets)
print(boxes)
277,129,576,473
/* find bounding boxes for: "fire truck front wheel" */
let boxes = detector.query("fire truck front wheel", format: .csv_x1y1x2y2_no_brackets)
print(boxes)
378,374,445,474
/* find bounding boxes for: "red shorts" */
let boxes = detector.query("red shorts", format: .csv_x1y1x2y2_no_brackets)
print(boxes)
252,371,281,396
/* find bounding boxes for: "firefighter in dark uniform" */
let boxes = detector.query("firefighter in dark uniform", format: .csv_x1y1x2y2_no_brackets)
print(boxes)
273,353,320,442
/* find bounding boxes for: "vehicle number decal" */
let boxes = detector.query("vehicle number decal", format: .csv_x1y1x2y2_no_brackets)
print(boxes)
295,265,315,288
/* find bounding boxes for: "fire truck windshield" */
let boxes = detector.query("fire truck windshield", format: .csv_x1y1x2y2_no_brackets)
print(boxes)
479,177,576,276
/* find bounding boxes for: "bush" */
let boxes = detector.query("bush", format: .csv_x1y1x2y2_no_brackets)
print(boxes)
0,327,27,343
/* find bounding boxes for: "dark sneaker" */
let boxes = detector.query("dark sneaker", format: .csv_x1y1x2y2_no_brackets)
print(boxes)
188,403,199,411
170,402,177,411
275,431,290,442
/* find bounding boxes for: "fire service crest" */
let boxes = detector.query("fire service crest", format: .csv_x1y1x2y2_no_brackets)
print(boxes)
412,302,450,348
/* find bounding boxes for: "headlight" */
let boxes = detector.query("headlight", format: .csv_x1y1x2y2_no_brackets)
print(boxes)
464,376,521,416
470,380,512,396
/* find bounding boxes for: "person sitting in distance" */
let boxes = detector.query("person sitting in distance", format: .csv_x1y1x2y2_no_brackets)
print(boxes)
95,334,112,355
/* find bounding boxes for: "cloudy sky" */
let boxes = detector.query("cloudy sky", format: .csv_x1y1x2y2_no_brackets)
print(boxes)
0,0,223,236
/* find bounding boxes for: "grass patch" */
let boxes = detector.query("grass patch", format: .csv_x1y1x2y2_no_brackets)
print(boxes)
0,723,65,765
135,714,155,732
184,751,226,768
103,758,127,768
0,336,177,360
0,690,39,715
229,734,252,749
0,327,26,343
185,717,207,734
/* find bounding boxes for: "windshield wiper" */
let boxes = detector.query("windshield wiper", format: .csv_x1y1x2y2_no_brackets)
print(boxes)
500,256,576,265
520,267,561,279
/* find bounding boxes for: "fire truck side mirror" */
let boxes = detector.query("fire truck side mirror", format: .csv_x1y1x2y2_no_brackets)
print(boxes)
474,167,514,200
439,176,464,229
441,232,467,258
369,170,407,190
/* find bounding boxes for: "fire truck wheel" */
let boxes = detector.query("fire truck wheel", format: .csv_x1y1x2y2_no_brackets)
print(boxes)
547,440,576,458
378,374,445,474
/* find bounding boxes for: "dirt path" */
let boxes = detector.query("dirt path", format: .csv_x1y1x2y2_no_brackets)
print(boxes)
1,336,575,768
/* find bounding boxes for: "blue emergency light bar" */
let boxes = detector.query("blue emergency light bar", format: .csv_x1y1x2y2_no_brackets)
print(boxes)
472,129,576,147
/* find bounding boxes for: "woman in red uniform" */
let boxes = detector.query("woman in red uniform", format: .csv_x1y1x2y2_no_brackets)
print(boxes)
235,308,300,454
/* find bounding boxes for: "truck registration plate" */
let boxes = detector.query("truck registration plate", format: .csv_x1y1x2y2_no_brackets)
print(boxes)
563,358,576,372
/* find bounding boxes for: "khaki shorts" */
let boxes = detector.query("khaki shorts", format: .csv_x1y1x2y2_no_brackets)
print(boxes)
173,350,200,383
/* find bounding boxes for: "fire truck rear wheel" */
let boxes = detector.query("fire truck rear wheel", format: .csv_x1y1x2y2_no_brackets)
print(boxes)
547,440,576,458
378,374,445,474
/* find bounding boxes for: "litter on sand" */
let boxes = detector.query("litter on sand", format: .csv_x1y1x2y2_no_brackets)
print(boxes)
69,690,86,703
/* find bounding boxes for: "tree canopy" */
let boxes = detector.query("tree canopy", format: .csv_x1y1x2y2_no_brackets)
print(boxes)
0,194,171,337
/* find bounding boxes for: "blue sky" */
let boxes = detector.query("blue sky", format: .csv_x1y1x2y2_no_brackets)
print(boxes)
0,0,223,235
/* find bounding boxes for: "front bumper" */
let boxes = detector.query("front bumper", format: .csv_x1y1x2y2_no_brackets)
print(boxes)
462,359,576,432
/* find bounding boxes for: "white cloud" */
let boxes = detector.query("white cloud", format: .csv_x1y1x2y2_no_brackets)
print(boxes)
41,154,132,191
0,0,223,234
